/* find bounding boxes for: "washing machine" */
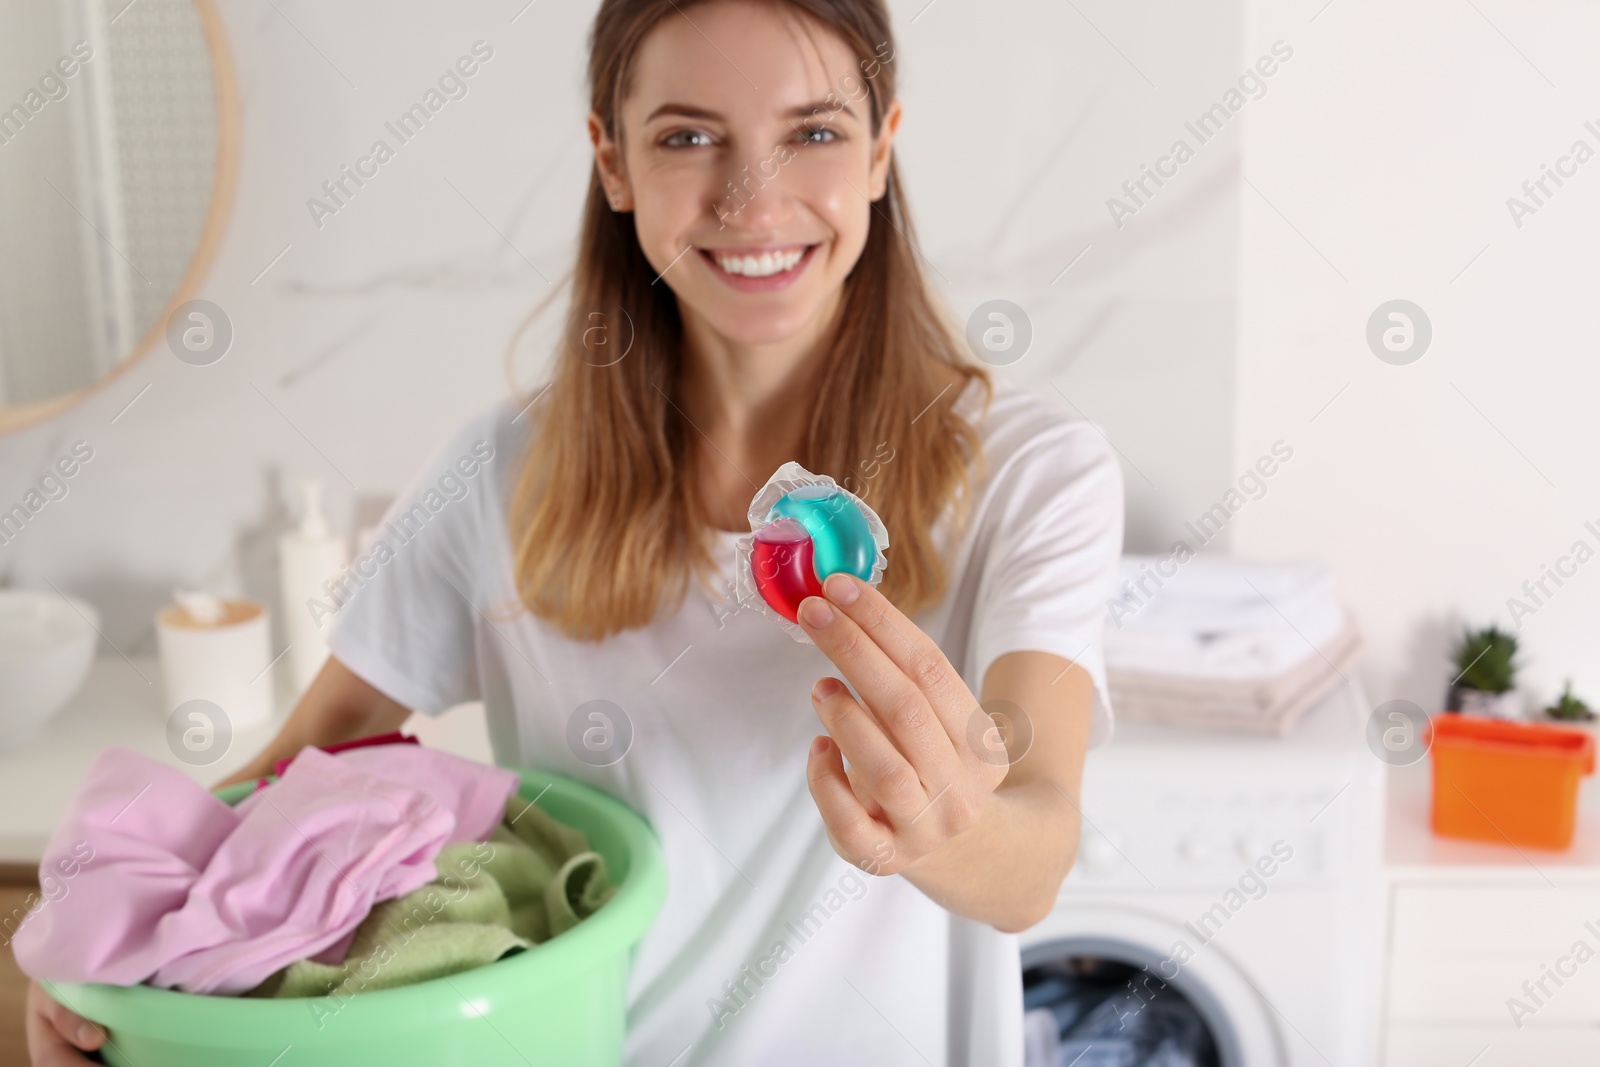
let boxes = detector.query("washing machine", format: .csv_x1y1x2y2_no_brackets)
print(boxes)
1021,681,1386,1067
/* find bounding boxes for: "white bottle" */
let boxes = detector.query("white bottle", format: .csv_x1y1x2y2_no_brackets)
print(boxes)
278,479,348,694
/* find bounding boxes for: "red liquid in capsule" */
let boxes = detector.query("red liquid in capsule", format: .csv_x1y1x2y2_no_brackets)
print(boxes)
751,519,825,623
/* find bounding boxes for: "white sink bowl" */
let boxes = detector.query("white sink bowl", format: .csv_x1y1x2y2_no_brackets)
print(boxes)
0,590,99,749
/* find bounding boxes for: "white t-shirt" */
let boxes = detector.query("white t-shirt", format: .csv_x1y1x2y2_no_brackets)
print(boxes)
326,375,1123,1067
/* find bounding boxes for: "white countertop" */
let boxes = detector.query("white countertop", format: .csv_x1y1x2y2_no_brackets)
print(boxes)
1385,732,1600,880
0,656,492,869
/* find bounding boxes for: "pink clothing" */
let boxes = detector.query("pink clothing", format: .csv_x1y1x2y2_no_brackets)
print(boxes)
13,744,519,995
268,729,419,782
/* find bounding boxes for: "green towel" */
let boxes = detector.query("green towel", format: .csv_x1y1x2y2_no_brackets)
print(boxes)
247,795,616,999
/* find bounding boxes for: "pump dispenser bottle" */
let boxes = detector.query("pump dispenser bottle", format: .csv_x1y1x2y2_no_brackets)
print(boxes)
278,479,348,693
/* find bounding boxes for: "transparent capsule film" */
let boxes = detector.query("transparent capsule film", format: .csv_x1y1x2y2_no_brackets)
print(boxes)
734,462,890,644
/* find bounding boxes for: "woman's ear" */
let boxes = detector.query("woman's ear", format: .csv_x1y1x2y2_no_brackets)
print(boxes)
867,98,904,202
587,110,632,211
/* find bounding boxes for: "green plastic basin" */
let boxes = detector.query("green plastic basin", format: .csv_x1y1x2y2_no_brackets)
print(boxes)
44,768,667,1066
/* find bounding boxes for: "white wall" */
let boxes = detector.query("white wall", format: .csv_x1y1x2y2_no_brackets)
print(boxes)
0,0,1245,660
10,0,1593,718
1236,0,1600,709
11,0,1590,718
892,0,1244,552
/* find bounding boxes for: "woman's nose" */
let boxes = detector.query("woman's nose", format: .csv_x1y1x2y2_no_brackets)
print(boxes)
713,149,792,229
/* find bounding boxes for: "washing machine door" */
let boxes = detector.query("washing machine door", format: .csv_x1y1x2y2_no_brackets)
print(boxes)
1022,905,1284,1067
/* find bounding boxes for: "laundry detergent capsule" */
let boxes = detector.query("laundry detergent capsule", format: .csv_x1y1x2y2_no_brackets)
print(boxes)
750,489,878,621
733,461,889,642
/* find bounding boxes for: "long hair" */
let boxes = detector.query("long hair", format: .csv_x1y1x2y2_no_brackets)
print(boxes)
509,0,990,641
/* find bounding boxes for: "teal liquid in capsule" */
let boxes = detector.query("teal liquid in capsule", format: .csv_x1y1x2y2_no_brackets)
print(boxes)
767,486,875,583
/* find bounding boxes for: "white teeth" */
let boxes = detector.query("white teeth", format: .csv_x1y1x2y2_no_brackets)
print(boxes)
711,247,805,277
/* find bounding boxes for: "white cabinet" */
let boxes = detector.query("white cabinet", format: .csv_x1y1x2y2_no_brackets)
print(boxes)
1388,885,1600,1025
1383,760,1600,1066
1385,1025,1600,1067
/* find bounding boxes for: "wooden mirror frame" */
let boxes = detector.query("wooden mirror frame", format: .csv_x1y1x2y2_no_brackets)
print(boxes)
0,0,240,435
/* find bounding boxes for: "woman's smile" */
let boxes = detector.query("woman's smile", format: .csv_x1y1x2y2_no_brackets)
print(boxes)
697,242,820,291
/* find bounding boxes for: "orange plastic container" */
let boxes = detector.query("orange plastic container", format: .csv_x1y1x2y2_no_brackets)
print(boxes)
1430,714,1596,851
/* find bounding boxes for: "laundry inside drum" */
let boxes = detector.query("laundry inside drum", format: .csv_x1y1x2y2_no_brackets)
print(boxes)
1023,955,1223,1067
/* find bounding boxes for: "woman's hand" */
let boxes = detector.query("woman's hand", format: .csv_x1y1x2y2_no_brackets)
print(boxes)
25,981,102,1066
797,572,1010,878
212,656,412,789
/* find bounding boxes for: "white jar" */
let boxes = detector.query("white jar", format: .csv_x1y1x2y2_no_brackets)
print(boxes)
155,596,275,729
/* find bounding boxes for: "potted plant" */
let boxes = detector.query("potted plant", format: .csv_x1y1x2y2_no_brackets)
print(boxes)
1446,625,1521,718
1545,680,1596,724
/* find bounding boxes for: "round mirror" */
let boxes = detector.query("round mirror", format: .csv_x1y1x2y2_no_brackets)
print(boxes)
0,0,235,432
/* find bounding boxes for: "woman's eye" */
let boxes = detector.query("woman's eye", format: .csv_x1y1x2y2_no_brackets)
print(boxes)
796,125,838,145
661,129,714,148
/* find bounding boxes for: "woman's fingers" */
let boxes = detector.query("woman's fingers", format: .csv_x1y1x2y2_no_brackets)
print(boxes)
805,735,891,867
810,676,929,824
798,575,1009,863
812,573,974,738
26,981,102,1066
797,592,953,777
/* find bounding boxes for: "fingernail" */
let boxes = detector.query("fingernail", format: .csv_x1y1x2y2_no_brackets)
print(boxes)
824,573,859,605
812,677,842,701
76,1022,100,1046
810,736,829,756
800,596,834,628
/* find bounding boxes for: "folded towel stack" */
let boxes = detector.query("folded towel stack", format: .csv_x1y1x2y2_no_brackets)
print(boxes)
1104,554,1361,734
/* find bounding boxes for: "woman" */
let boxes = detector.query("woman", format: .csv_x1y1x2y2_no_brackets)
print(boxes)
28,0,1122,1063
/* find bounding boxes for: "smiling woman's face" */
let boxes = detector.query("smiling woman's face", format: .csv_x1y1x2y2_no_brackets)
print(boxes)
593,0,900,348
